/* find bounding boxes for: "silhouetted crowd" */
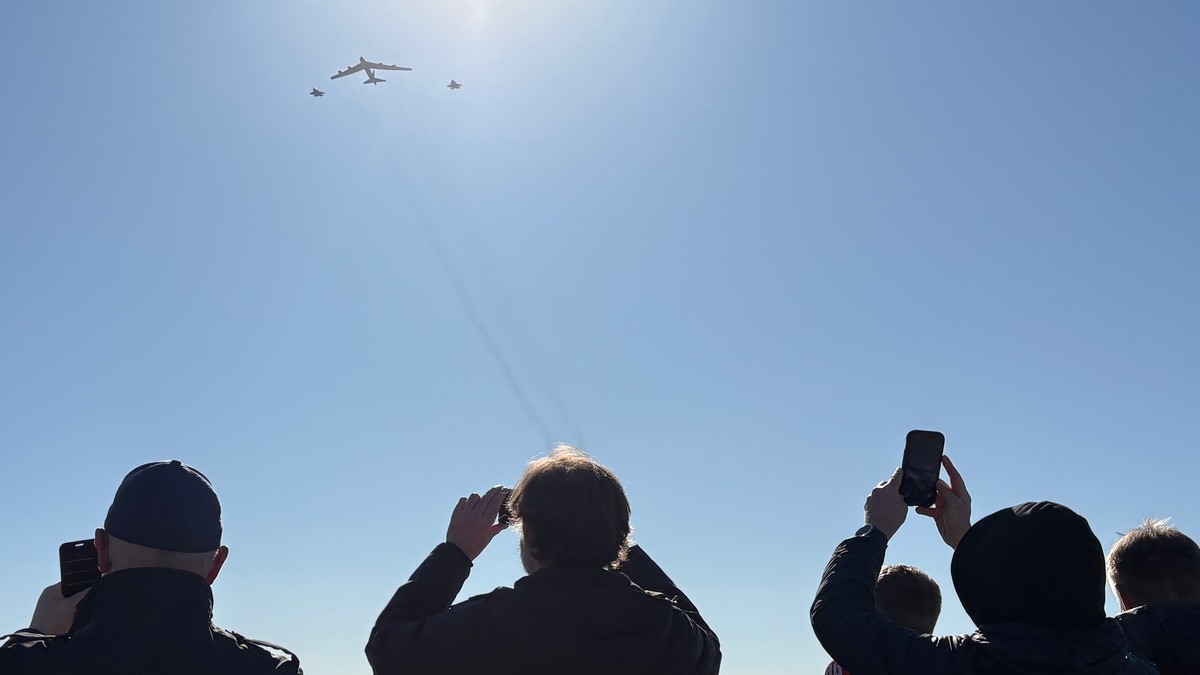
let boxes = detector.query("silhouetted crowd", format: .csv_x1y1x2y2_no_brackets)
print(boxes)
1,450,1196,674
813,457,1200,675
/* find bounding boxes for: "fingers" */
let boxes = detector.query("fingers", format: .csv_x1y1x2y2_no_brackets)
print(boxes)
480,486,508,516
936,478,971,504
916,482,951,518
456,487,509,518
935,479,963,505
483,485,507,503
878,467,903,491
942,455,971,501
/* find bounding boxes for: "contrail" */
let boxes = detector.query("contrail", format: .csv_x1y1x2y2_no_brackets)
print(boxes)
414,208,557,443
369,90,575,444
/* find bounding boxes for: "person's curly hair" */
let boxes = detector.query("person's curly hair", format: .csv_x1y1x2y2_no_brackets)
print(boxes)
509,445,631,569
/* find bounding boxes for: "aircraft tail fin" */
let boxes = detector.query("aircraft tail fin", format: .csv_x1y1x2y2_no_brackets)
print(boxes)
365,77,386,84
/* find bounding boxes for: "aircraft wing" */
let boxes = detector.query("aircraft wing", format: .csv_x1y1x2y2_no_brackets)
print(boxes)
331,62,367,80
364,61,412,72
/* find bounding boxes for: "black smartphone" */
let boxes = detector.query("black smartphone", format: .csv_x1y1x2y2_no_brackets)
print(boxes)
498,489,514,526
59,539,101,597
899,430,945,508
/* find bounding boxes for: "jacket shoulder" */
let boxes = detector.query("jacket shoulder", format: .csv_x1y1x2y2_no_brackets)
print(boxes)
211,626,302,674
1116,602,1200,672
0,630,57,649
0,631,58,671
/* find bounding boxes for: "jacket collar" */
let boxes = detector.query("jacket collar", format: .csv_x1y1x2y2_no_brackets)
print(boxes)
514,566,634,591
70,567,214,634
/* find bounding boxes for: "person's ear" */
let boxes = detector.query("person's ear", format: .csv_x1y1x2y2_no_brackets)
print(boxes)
205,546,229,585
95,529,113,574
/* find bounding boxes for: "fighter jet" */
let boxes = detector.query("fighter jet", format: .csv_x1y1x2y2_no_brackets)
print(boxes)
310,88,325,97
331,57,412,85
447,80,462,90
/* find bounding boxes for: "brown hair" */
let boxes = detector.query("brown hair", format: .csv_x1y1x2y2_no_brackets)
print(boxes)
876,564,942,634
509,445,631,569
1107,517,1200,607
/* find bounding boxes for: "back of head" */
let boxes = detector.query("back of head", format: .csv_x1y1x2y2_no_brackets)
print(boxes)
104,535,223,576
951,501,1106,629
876,564,942,634
104,460,223,572
509,445,631,569
1108,517,1200,609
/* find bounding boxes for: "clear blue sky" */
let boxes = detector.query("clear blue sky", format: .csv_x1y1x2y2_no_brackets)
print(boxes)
2,2,1198,673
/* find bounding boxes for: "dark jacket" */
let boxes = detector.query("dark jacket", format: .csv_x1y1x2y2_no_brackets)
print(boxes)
1115,602,1200,675
811,503,1157,675
0,567,300,674
366,543,720,675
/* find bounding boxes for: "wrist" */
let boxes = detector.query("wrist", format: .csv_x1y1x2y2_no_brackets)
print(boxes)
855,523,890,543
441,541,474,563
946,522,971,549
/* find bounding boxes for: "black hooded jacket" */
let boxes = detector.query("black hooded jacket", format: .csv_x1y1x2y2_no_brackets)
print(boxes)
1115,602,1200,675
366,543,720,675
811,502,1157,675
0,567,300,674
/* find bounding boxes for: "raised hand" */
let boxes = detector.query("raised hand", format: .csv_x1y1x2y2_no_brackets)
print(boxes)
864,467,908,541
30,582,88,635
446,486,510,561
915,455,972,549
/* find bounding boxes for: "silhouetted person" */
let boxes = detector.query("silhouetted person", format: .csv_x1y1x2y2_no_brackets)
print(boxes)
824,564,942,675
811,456,1156,674
366,445,720,675
0,460,301,674
1107,518,1200,675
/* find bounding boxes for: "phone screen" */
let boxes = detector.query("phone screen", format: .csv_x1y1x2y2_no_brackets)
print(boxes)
899,430,945,507
59,539,101,597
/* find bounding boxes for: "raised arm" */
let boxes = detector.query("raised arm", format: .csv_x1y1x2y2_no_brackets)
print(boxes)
810,469,964,675
365,487,509,674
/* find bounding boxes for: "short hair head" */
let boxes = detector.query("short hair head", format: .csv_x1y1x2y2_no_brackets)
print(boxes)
104,460,222,553
509,445,631,569
876,564,942,634
1107,517,1200,609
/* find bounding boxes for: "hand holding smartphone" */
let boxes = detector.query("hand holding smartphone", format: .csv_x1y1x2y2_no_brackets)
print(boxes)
898,430,945,508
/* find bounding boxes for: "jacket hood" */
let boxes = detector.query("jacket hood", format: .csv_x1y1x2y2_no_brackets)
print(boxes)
951,501,1106,629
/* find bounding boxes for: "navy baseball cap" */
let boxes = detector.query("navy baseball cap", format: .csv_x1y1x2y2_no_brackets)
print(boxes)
104,460,223,553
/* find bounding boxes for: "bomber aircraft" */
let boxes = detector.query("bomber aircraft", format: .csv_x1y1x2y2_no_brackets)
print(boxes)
331,57,412,85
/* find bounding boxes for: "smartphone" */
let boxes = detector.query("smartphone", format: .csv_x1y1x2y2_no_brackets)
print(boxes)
59,539,101,597
898,430,945,507
498,488,514,525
